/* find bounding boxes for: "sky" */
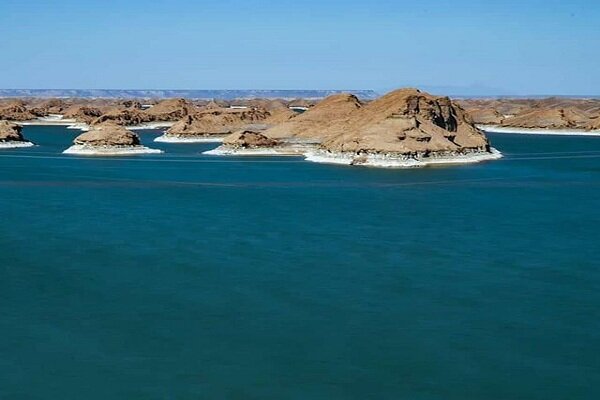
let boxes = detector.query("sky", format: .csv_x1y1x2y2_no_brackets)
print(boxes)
1,0,599,95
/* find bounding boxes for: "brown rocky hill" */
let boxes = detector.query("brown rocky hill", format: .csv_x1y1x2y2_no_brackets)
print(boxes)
262,94,362,140
320,88,489,155
29,98,68,115
467,108,505,125
0,100,39,121
167,108,271,137
72,123,141,146
460,97,600,128
501,107,591,129
63,105,105,123
144,98,196,121
223,130,279,149
264,108,296,124
92,108,150,126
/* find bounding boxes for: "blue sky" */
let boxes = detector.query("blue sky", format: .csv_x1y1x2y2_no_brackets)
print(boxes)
1,0,599,95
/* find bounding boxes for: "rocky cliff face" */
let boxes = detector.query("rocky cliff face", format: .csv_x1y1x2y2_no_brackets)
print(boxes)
72,123,141,146
320,89,489,155
0,120,29,142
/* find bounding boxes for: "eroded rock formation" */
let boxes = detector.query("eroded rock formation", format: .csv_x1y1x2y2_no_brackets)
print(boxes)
320,88,490,155
166,108,272,137
223,130,279,148
262,94,363,140
72,123,141,146
0,120,30,142
144,98,196,121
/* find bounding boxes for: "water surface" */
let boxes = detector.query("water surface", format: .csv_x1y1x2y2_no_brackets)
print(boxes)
1,126,599,399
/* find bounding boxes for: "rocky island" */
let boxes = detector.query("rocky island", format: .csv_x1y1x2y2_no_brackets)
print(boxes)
306,89,500,167
0,121,35,148
63,123,162,156
207,89,501,167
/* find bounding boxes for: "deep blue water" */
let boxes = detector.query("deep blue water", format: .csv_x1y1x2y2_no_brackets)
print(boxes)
1,126,599,399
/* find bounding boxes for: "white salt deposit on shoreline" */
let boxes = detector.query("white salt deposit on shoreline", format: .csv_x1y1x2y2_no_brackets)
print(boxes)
478,125,600,136
203,144,502,168
203,147,300,156
128,122,175,131
0,141,35,149
18,117,174,132
63,145,163,156
203,143,316,156
154,135,226,143
303,148,503,168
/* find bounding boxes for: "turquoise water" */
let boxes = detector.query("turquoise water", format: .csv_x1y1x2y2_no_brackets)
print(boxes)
1,126,599,399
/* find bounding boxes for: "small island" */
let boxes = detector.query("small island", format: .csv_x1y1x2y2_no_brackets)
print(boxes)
63,123,162,156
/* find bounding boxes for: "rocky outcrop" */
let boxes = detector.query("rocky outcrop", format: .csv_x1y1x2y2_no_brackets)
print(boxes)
73,123,141,146
165,108,271,137
64,123,162,155
0,101,38,121
91,108,150,126
30,98,67,115
468,108,504,125
262,93,363,140
319,89,490,156
62,105,104,123
0,120,34,147
0,120,27,141
144,98,196,121
264,108,297,124
203,100,228,110
501,107,591,130
585,117,600,130
119,100,143,109
460,98,600,131
223,130,279,148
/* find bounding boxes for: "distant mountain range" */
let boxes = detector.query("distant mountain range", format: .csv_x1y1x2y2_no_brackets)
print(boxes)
0,89,379,100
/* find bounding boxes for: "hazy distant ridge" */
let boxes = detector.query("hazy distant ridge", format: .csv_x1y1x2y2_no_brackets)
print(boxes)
0,89,379,100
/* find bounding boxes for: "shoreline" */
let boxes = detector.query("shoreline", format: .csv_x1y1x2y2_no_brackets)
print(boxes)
154,135,226,143
203,146,305,156
0,141,35,149
303,148,503,168
63,144,163,156
203,144,502,168
478,125,600,136
203,142,317,156
128,122,175,131
17,117,174,132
